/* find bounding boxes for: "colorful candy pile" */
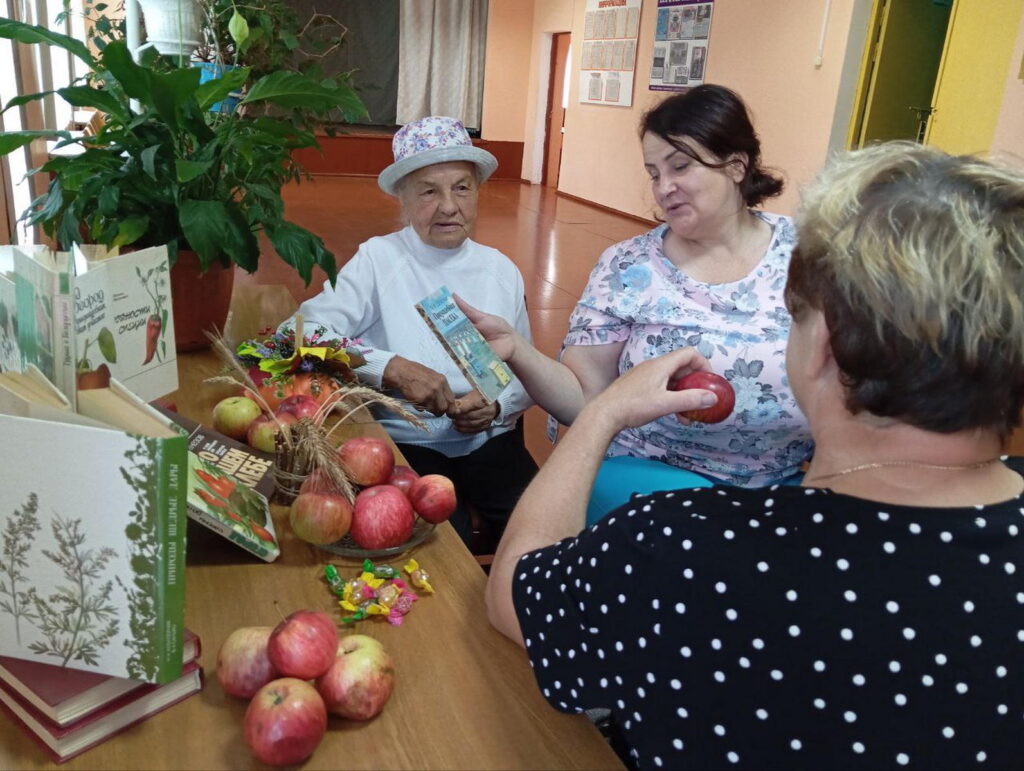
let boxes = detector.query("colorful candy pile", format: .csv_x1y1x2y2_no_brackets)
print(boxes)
324,558,435,626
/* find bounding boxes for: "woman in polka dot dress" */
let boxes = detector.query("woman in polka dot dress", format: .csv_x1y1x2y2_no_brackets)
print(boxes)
485,143,1024,769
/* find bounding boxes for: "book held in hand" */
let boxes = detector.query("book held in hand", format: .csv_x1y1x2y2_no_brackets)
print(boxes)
0,660,202,764
416,285,513,404
0,629,200,728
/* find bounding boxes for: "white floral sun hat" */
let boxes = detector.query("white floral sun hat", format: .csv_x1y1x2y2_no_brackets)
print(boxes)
378,116,498,196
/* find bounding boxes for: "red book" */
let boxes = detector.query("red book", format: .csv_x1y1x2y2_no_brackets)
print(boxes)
0,629,199,728
0,660,203,764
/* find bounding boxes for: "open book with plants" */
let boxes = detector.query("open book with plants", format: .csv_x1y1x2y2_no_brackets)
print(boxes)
0,370,187,685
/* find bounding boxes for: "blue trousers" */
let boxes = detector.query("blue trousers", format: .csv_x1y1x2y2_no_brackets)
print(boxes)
586,455,803,526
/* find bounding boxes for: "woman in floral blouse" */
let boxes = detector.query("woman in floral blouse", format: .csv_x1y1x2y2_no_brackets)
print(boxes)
462,85,812,522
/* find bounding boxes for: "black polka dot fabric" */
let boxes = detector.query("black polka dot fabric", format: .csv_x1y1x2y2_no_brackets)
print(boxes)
513,461,1024,769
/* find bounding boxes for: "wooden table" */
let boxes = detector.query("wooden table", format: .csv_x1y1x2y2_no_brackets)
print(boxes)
0,350,622,770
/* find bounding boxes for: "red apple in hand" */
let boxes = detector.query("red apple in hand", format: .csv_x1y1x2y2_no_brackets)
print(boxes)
351,485,414,549
276,394,321,421
315,635,395,720
387,465,420,495
217,626,278,699
247,413,297,453
671,371,736,424
244,678,327,766
213,395,263,440
338,437,395,486
289,492,353,545
267,610,338,680
408,474,456,524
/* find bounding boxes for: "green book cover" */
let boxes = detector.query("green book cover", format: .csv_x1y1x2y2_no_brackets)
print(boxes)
0,413,187,684
185,453,279,563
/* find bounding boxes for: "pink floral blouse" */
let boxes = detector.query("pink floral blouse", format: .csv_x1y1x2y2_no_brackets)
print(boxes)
561,212,813,487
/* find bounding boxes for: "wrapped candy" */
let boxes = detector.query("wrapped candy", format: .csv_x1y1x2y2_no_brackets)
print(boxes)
403,558,434,594
326,558,433,626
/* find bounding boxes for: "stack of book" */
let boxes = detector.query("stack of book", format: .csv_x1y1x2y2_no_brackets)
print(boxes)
0,630,203,763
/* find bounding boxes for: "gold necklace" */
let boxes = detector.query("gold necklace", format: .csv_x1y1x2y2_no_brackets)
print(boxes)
807,457,1000,484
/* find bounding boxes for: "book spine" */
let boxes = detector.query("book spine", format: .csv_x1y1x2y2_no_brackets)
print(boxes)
156,436,188,683
53,272,76,411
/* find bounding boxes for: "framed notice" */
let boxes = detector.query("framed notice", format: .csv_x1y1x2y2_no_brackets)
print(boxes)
579,0,642,107
649,0,713,92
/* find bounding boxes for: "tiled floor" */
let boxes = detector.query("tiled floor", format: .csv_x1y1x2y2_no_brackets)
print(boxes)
236,176,655,465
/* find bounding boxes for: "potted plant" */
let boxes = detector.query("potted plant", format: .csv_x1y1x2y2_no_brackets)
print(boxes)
0,18,367,349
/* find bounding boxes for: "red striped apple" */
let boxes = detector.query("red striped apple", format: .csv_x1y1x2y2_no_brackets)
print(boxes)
216,626,278,699
244,678,326,766
351,485,414,549
289,492,353,545
267,610,338,680
338,437,395,487
408,474,456,524
314,635,395,720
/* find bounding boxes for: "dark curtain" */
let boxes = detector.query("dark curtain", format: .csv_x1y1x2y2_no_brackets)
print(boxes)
290,0,400,126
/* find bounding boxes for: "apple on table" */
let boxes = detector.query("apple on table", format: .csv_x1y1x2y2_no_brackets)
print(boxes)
267,610,339,680
216,626,279,699
244,678,327,766
315,635,395,720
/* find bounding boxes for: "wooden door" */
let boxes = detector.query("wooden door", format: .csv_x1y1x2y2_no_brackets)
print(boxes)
925,0,1024,153
850,0,951,147
543,32,571,188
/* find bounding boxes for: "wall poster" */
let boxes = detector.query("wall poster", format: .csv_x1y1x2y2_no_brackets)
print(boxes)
579,0,642,107
649,0,713,92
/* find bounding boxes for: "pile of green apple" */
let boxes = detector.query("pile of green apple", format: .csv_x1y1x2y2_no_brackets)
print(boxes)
290,436,457,550
217,610,395,766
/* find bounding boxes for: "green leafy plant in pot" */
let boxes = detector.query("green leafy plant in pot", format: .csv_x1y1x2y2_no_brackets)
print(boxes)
0,18,367,349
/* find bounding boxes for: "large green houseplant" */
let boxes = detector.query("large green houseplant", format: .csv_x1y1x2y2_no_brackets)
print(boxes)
0,18,365,282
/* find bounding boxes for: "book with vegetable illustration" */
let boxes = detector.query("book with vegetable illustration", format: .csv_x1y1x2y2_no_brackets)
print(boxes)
415,285,513,405
0,382,187,685
185,453,279,562
72,245,178,402
150,402,275,500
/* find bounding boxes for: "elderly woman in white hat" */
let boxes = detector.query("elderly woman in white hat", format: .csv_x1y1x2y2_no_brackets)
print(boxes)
289,116,537,551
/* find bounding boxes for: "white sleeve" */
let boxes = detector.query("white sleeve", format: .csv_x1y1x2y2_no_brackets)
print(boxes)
280,246,397,388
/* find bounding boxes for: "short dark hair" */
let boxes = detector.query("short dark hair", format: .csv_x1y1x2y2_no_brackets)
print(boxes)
639,84,783,207
787,142,1024,436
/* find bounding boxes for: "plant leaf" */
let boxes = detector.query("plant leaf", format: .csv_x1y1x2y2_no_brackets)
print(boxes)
100,41,151,101
179,199,258,272
0,18,95,67
195,66,249,110
0,130,70,154
98,327,117,363
55,85,128,122
175,159,212,183
2,91,54,114
227,11,249,47
112,215,149,247
140,144,160,179
242,71,367,118
146,67,202,132
265,220,337,286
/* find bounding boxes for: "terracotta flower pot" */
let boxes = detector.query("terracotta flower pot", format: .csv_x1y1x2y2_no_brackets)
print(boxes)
170,250,235,352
